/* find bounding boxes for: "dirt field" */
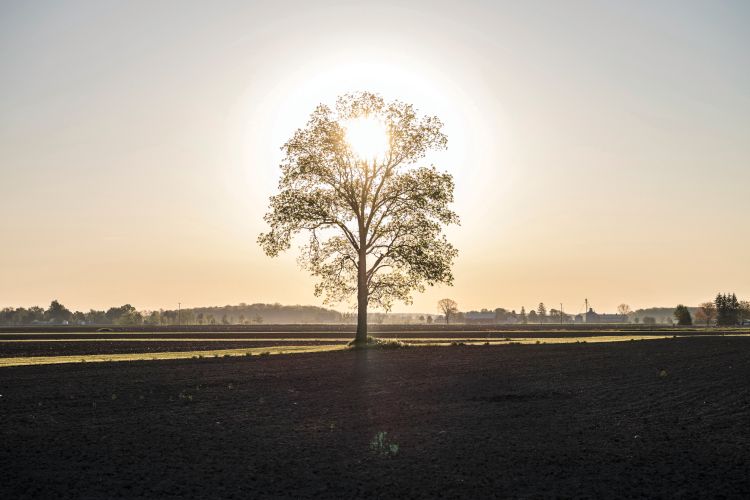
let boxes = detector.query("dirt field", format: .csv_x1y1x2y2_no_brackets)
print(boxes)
1,336,749,498
0,340,343,358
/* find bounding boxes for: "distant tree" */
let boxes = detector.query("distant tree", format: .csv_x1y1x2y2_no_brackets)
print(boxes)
221,314,230,325
642,316,656,326
694,302,717,327
633,316,640,324
258,92,458,344
494,308,511,323
549,308,558,320
537,303,546,324
254,314,264,324
46,300,72,324
528,310,537,322
419,315,425,323
85,309,107,325
181,310,196,325
426,315,433,324
144,310,160,325
104,304,142,326
238,314,245,325
519,306,527,324
739,301,750,325
438,298,459,325
673,305,692,326
617,304,631,316
715,293,740,326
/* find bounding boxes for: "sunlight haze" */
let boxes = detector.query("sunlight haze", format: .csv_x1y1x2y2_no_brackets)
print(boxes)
2,0,748,315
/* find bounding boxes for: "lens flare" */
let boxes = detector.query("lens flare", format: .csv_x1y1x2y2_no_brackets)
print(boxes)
344,116,389,161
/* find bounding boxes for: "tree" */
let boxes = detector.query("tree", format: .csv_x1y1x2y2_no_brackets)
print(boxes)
494,308,511,323
519,306,527,324
105,304,142,326
739,301,750,325
528,310,537,322
694,302,716,327
673,304,692,326
259,92,458,344
715,293,740,326
537,303,546,324
617,304,631,316
426,315,433,324
438,298,459,325
46,300,72,324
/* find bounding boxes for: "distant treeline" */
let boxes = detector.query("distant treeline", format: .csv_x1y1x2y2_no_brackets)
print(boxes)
2,294,748,326
450,294,749,326
0,301,345,326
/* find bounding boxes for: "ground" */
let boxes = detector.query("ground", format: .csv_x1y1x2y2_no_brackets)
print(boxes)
1,335,749,498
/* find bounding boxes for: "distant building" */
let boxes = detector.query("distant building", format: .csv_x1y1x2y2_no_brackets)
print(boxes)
575,308,628,324
464,312,496,324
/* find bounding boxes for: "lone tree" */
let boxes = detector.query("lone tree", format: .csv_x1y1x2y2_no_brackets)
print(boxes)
537,302,546,324
673,304,692,326
617,303,631,316
259,92,459,344
694,301,716,327
438,298,459,325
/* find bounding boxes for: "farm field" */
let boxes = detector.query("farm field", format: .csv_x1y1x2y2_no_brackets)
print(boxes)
1,335,749,498
0,326,747,365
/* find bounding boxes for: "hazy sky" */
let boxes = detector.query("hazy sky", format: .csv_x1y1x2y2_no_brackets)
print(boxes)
2,0,748,315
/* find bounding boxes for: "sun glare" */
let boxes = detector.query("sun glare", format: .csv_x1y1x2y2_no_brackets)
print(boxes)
344,116,389,161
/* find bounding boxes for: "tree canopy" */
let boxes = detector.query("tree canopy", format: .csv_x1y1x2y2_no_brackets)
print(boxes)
259,92,459,341
673,304,692,326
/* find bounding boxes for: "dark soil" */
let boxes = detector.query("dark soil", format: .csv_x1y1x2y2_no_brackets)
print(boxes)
4,323,744,336
1,337,749,498
0,340,342,357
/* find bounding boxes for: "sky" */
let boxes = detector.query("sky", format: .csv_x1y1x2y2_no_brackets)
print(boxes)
1,0,749,315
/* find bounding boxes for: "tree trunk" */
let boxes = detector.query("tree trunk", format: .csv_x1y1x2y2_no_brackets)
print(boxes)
355,247,368,344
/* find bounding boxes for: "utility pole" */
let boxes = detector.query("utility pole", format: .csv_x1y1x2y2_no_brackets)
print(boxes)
178,302,181,327
560,303,564,325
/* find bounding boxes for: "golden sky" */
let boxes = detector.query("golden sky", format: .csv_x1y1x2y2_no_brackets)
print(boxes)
1,1,748,315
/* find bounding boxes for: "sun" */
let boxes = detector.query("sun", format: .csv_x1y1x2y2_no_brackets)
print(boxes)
343,116,389,161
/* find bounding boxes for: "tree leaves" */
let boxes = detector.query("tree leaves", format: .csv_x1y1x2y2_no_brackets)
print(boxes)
258,92,458,311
